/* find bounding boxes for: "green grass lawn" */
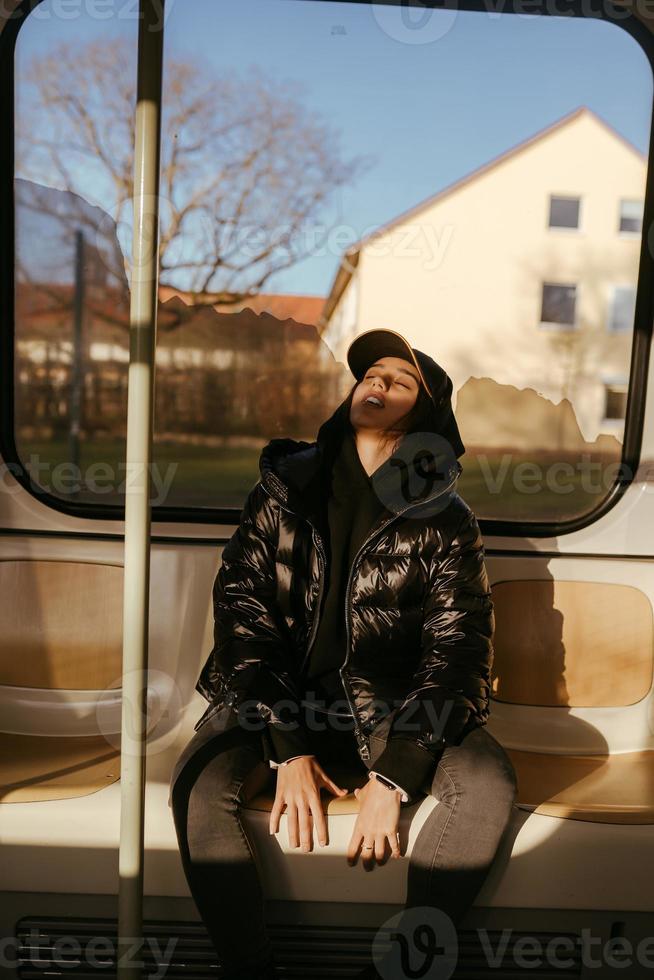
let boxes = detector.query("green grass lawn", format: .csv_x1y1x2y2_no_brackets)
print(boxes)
18,438,261,508
458,454,612,521
18,437,616,522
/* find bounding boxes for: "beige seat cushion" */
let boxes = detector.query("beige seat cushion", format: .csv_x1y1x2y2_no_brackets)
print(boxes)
0,733,120,804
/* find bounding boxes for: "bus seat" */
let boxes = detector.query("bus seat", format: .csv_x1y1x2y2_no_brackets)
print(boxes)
0,559,123,804
490,578,654,824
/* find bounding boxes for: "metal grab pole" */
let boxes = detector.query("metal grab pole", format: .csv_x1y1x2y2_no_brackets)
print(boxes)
118,2,164,977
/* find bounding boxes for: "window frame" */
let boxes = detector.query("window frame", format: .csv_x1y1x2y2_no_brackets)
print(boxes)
1,0,654,540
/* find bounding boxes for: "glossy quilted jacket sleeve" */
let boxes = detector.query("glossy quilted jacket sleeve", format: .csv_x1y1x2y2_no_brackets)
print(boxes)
385,505,495,757
194,481,304,726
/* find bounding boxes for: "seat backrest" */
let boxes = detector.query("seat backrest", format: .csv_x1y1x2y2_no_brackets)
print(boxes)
0,559,124,803
491,579,653,707
0,559,123,690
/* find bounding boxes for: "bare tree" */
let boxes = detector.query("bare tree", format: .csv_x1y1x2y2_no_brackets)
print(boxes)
17,38,372,328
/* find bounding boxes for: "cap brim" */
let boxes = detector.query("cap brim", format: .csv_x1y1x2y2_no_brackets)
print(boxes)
346,329,432,397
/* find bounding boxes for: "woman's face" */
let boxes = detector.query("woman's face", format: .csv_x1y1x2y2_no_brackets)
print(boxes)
350,355,422,433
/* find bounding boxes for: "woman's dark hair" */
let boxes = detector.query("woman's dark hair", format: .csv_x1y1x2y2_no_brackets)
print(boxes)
346,377,435,455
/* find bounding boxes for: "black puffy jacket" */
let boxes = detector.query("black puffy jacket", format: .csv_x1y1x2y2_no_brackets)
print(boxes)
194,399,495,776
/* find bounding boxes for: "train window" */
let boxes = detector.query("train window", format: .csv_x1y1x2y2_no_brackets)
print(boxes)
11,8,138,508
7,0,653,527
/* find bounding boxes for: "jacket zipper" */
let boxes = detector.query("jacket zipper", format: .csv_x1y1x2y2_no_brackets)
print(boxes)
299,528,326,677
340,511,400,760
340,469,461,760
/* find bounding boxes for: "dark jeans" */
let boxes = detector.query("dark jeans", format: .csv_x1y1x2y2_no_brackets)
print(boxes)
169,705,517,974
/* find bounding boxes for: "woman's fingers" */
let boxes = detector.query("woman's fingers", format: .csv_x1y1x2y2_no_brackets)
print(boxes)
316,765,349,798
359,836,384,870
346,829,363,866
324,776,349,796
271,785,329,849
388,831,401,859
269,798,285,836
283,796,327,849
361,837,380,870
347,828,401,867
284,796,316,851
326,779,349,797
298,798,314,851
287,801,300,849
310,793,328,846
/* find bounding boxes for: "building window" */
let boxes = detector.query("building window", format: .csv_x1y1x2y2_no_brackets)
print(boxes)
608,286,636,332
618,199,643,234
540,283,577,327
548,195,580,229
603,382,628,421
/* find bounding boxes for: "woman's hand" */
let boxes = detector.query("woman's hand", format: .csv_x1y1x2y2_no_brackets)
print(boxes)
269,755,349,851
347,776,402,869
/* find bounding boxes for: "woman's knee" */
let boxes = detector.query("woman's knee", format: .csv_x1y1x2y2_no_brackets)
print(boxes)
465,728,518,810
172,727,265,819
183,747,267,855
434,727,518,811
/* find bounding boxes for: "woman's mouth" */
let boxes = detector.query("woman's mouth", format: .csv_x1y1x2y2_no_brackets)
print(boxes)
363,395,385,409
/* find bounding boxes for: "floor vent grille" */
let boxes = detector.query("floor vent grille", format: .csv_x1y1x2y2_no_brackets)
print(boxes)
16,915,582,978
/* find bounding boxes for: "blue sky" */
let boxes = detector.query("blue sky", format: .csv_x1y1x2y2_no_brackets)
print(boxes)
16,0,653,297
